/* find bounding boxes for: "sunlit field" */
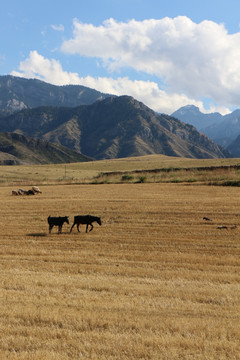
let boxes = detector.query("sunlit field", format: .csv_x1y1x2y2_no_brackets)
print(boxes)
0,182,239,359
0,154,240,185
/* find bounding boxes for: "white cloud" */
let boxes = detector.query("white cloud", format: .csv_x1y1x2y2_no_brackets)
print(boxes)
11,51,80,84
12,14,238,115
61,17,240,107
51,24,64,32
76,75,207,114
11,50,229,115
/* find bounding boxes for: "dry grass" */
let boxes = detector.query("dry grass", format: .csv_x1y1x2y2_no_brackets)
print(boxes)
95,166,240,185
0,154,240,186
0,183,239,359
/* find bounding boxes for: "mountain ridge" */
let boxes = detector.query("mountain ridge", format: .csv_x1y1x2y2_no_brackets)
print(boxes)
171,105,240,151
0,76,232,161
171,105,223,130
0,132,92,165
0,95,230,160
0,75,112,117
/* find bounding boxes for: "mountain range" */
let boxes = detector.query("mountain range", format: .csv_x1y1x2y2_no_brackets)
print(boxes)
172,105,240,155
0,75,112,117
0,75,232,163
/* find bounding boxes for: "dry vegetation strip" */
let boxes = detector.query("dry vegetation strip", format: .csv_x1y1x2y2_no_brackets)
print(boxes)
0,183,239,359
0,155,240,185
95,164,240,185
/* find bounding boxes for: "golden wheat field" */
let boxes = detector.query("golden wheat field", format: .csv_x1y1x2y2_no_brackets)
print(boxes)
0,181,239,359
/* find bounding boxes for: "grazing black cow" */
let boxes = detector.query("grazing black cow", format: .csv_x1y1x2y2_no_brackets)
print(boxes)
70,215,102,233
203,217,213,221
48,216,69,234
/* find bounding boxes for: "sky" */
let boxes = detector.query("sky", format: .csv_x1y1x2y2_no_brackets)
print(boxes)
1,0,240,115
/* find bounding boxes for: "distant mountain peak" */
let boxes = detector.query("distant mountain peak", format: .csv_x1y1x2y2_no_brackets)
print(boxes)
180,104,200,112
0,75,112,117
0,76,231,161
171,104,223,132
172,105,200,117
0,96,229,160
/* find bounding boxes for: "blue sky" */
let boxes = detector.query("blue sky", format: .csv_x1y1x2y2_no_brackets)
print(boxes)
1,0,240,114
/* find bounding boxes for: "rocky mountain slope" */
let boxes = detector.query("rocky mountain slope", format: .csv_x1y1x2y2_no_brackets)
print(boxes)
172,105,240,149
0,75,112,117
0,96,230,160
0,132,92,165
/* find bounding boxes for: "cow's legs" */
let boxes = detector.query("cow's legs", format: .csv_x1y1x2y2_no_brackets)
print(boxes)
70,222,76,233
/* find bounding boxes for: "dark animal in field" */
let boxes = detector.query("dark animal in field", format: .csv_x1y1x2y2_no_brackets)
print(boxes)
203,217,212,221
70,215,102,233
48,216,69,234
26,189,35,195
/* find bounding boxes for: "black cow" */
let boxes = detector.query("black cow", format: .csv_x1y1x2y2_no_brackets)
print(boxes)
48,216,69,234
70,215,102,233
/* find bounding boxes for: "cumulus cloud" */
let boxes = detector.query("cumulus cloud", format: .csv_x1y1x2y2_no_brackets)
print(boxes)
78,76,208,114
61,17,240,107
11,51,80,84
11,50,227,115
13,15,240,115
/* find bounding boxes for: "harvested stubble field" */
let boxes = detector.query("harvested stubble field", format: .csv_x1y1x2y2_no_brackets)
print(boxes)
0,182,239,359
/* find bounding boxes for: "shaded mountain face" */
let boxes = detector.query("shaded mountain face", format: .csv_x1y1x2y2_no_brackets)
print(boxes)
171,105,223,131
0,75,112,117
227,134,240,157
172,105,240,150
0,132,92,165
0,96,230,160
203,110,240,148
